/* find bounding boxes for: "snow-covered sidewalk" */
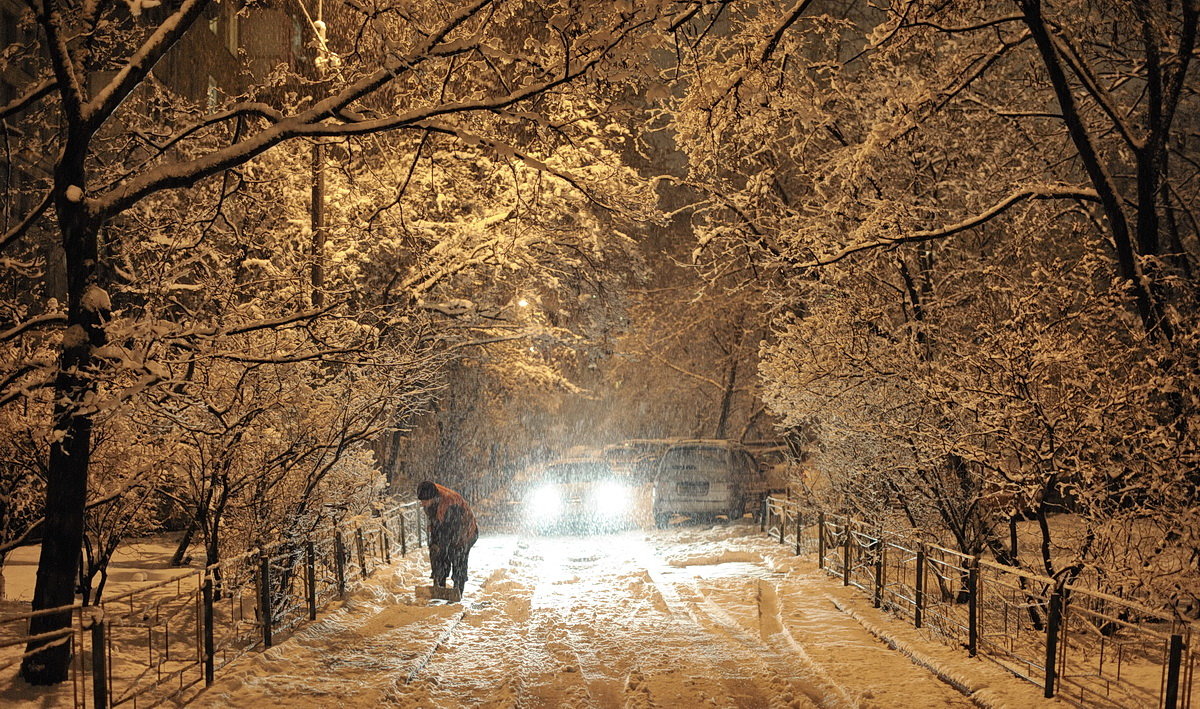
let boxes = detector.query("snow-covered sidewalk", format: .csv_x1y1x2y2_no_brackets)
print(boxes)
188,523,1064,708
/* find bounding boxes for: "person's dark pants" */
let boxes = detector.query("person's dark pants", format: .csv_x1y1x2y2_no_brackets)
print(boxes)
431,543,473,589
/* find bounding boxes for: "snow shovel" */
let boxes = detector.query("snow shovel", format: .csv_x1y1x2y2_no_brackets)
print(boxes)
417,585,463,603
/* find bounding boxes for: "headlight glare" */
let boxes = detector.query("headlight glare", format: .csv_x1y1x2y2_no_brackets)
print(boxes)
528,485,562,519
589,480,630,516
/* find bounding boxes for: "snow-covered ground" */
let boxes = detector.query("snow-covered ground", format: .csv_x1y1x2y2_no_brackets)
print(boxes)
174,521,1062,708
1,539,204,606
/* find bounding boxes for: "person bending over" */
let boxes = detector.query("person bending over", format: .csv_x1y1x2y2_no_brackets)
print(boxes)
417,481,479,594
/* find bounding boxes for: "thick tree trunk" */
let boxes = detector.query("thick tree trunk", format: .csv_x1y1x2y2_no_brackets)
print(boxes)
21,170,106,684
21,361,95,684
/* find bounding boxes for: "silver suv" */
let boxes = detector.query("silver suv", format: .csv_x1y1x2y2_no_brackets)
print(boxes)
652,440,765,527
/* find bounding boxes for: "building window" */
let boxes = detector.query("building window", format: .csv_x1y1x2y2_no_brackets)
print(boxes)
226,7,239,54
206,75,219,110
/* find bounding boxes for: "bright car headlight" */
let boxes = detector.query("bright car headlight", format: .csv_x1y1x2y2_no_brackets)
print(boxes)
589,480,630,516
528,485,562,519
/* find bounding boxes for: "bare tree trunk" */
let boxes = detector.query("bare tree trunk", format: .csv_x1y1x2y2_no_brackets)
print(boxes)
171,483,214,567
22,158,106,684
311,140,327,308
713,357,738,439
170,518,199,567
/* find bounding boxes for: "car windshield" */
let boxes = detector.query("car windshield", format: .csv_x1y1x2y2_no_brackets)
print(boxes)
605,441,669,463
659,446,729,476
543,461,613,483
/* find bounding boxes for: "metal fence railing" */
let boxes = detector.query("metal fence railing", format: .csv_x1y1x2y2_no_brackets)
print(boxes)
762,496,1197,709
0,502,427,708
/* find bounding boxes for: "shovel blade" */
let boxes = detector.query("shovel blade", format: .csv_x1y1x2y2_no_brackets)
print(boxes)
417,585,463,602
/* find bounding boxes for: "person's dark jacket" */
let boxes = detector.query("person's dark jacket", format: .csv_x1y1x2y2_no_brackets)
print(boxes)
424,483,479,550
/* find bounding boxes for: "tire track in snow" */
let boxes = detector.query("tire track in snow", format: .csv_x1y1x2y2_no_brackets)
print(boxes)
640,550,821,708
421,537,598,707
410,536,524,673
683,557,977,709
510,539,597,707
527,541,642,707
192,536,521,707
767,570,977,708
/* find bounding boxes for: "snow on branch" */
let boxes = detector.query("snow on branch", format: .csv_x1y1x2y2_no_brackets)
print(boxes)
447,332,533,350
411,121,615,210
204,347,364,365
0,78,57,121
149,103,287,154
401,233,519,295
759,0,817,64
801,185,1101,268
903,15,1025,35
38,2,88,122
0,190,53,254
170,307,334,341
0,312,67,343
927,31,1031,116
293,26,627,143
85,0,228,125
1046,24,1140,150
93,0,506,218
418,299,476,317
0,369,56,409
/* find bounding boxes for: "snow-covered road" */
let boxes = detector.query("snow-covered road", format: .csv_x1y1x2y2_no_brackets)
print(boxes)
191,523,1057,708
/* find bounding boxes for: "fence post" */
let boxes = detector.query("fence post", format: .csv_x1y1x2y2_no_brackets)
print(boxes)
967,557,978,657
334,530,346,598
1044,587,1063,698
873,536,885,608
381,525,391,564
794,507,802,556
914,544,926,629
776,502,785,544
400,512,408,556
305,540,317,621
817,511,826,570
259,554,273,649
842,521,853,586
202,572,215,684
91,613,109,709
1164,633,1184,709
356,528,367,578
760,497,768,533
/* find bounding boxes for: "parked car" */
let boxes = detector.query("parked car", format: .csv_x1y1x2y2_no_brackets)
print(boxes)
524,457,638,533
651,439,767,527
601,439,675,481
